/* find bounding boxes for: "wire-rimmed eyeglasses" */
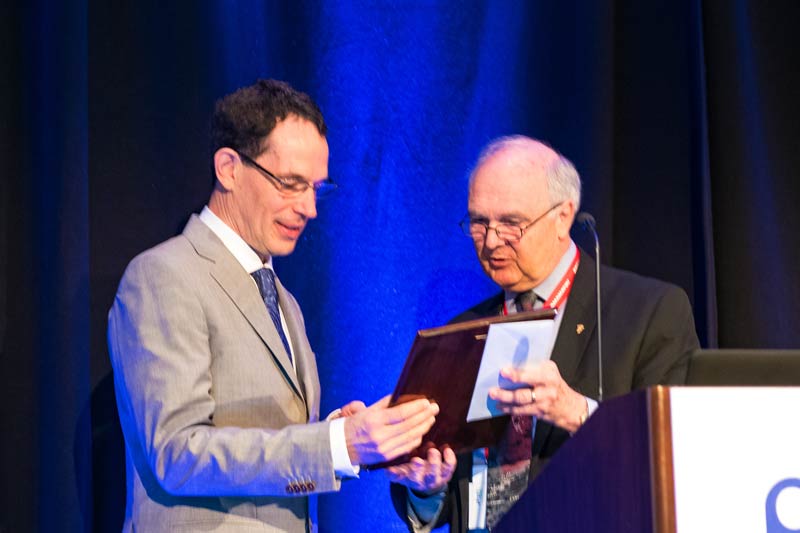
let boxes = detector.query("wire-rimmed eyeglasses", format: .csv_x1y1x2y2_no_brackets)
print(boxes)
459,202,562,242
238,151,337,199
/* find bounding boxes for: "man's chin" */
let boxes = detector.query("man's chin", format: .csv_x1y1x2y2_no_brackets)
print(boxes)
266,240,299,258
485,267,522,290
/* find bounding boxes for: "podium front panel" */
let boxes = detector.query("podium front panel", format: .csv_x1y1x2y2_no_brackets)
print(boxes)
671,387,800,532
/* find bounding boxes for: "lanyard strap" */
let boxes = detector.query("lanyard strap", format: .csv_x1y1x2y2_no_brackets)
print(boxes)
502,248,580,315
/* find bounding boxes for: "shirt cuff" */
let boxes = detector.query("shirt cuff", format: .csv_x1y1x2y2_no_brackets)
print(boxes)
329,417,359,478
407,486,446,525
586,396,599,416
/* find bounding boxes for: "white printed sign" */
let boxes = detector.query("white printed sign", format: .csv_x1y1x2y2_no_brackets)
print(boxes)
671,387,800,533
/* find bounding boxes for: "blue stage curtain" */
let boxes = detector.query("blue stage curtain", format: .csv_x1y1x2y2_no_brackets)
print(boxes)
2,1,799,531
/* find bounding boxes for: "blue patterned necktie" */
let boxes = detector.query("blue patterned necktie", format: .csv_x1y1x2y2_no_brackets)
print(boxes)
251,268,292,363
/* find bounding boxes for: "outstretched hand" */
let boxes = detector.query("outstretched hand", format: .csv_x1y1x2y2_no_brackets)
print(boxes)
344,396,438,466
386,446,457,494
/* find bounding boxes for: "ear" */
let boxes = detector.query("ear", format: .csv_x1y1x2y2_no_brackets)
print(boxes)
555,200,576,240
214,148,240,191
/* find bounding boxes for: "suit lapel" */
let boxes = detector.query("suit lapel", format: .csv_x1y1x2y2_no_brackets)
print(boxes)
531,248,598,456
549,249,597,390
183,216,304,400
275,277,317,417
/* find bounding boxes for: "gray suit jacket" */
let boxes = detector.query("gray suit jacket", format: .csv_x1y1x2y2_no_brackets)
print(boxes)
108,215,339,532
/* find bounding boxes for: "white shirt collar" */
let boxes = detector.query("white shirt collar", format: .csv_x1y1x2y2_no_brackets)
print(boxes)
198,206,272,274
504,240,577,307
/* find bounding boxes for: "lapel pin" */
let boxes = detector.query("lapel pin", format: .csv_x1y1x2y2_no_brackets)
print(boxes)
576,324,585,335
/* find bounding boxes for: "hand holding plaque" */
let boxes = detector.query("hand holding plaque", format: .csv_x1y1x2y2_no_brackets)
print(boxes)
370,309,556,469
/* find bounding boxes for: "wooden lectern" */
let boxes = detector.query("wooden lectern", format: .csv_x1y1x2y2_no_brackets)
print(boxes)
495,386,800,533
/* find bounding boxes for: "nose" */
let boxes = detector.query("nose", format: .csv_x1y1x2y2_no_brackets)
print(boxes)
482,226,505,249
294,188,317,219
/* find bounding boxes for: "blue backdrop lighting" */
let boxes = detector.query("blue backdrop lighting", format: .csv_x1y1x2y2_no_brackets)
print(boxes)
3,1,800,532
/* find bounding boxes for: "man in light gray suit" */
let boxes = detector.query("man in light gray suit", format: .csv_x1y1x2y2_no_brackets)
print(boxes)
108,79,438,532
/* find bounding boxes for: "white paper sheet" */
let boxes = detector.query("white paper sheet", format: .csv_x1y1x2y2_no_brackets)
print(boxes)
466,320,556,422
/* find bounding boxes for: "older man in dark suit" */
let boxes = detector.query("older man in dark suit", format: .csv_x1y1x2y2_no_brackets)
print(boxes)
389,136,699,532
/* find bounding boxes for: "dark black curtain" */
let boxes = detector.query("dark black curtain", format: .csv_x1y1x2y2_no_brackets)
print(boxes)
2,1,798,532
2,1,91,532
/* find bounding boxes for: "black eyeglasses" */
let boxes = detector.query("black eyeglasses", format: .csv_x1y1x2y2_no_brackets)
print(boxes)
238,152,337,199
460,202,563,242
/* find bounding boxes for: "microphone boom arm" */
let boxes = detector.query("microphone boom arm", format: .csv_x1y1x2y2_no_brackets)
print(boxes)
577,212,603,402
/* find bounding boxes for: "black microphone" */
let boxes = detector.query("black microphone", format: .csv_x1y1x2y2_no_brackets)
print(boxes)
576,212,603,402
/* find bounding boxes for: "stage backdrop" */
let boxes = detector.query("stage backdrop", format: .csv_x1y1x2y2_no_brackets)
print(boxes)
2,1,799,532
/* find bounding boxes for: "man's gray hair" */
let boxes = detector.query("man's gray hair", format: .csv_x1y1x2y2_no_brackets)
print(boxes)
470,135,582,212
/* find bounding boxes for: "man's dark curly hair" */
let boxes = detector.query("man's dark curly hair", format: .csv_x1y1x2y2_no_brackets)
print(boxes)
210,79,327,159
